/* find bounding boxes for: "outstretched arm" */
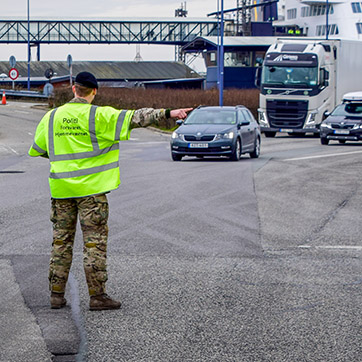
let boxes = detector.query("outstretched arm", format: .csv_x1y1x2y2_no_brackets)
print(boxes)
170,108,193,120
132,108,193,127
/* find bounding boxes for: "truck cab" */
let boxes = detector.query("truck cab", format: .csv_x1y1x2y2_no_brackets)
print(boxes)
258,40,336,137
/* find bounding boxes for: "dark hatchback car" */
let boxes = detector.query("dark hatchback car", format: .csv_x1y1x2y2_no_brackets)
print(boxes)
170,106,261,161
320,94,362,145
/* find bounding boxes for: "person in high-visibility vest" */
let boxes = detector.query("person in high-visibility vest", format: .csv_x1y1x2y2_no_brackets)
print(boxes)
29,71,192,310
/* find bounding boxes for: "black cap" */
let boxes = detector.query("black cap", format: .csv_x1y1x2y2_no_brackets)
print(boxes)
75,71,98,89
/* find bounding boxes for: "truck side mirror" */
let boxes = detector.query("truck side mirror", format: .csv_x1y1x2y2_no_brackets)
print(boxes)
320,68,329,87
254,67,261,88
324,70,329,81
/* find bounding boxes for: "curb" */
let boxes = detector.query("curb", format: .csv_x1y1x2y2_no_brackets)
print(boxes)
31,104,50,110
147,126,172,135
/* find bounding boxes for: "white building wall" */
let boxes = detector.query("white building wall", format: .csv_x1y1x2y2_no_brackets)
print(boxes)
278,0,362,39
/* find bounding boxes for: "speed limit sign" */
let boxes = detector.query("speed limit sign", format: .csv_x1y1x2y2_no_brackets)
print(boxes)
9,68,19,80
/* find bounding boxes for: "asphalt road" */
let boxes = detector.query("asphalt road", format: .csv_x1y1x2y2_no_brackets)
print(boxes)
0,102,361,362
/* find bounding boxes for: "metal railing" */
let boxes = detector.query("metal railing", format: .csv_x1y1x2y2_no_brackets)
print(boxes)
0,89,48,98
0,19,219,45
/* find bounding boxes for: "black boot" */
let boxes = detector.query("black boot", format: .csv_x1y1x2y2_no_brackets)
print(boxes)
50,292,67,309
89,294,121,311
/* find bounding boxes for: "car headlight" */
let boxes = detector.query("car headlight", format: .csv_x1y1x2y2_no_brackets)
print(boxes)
171,132,182,139
320,123,332,129
352,124,362,129
216,131,234,140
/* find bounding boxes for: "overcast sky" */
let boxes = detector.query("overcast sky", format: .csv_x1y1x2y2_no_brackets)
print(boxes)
1,0,237,72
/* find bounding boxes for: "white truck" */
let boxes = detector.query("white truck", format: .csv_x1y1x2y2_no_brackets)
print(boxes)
258,38,362,137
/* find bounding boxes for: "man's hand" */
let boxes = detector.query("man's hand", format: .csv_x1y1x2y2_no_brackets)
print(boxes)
170,108,193,119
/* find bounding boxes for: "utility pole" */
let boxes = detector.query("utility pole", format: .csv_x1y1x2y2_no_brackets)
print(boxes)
240,0,252,35
174,2,188,61
27,0,30,90
134,44,143,62
219,0,224,106
236,0,242,35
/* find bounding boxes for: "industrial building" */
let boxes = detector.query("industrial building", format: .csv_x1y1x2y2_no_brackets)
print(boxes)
0,60,204,89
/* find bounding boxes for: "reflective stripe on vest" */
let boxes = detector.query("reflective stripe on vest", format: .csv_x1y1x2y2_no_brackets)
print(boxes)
115,110,127,141
31,141,46,154
49,161,119,179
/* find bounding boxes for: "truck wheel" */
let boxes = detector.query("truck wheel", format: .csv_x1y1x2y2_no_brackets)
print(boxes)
320,137,329,145
172,153,183,161
230,138,241,161
250,137,260,158
264,131,276,138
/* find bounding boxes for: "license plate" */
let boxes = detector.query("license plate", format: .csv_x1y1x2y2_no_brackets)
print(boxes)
334,129,350,135
189,143,208,148
280,128,294,133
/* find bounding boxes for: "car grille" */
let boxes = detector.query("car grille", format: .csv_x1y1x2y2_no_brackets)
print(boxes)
184,135,215,142
267,100,308,129
331,124,354,129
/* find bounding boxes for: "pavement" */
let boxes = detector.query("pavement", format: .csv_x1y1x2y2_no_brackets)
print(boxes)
0,101,361,361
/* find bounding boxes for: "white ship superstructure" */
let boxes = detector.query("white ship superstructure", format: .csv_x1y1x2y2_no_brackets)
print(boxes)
277,0,362,38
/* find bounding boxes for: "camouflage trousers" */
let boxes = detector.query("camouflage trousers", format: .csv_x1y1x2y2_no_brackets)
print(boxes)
49,194,109,296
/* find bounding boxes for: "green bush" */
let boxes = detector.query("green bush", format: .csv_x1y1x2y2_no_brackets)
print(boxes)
53,87,260,129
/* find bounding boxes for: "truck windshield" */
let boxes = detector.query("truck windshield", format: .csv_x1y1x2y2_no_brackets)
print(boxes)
262,66,318,87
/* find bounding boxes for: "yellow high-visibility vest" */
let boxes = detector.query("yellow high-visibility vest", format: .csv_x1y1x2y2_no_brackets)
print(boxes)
29,102,135,198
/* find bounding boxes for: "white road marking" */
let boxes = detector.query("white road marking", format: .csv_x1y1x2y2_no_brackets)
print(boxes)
299,245,362,250
129,137,139,141
7,146,19,155
28,132,33,136
129,141,168,144
14,110,30,114
0,144,18,155
285,150,362,161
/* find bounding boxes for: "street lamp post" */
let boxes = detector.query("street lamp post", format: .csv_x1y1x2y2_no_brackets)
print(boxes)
217,0,220,91
219,0,224,106
27,0,30,90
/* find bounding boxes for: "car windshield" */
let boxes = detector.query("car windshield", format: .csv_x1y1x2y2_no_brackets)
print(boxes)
331,103,362,116
262,66,318,86
184,110,237,125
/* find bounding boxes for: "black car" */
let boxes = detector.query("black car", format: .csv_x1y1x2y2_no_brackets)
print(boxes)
170,106,261,161
320,96,362,145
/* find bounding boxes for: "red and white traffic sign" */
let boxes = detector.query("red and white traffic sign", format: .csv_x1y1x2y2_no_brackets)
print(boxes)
9,68,19,80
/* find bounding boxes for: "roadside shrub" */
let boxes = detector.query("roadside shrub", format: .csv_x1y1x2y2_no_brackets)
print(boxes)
53,87,260,129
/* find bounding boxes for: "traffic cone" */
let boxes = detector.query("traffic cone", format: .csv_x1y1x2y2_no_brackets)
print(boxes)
1,91,6,105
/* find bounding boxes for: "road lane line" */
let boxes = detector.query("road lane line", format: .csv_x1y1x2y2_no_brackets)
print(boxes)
7,146,19,155
299,245,362,250
285,150,362,161
68,273,88,360
129,141,168,144
0,144,19,155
